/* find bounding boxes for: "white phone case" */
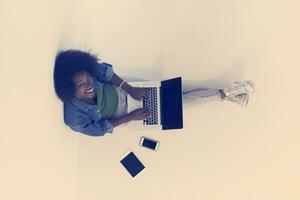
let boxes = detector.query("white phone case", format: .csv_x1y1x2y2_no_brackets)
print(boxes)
139,137,159,151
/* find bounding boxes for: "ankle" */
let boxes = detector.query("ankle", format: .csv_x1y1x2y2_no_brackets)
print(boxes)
219,90,226,99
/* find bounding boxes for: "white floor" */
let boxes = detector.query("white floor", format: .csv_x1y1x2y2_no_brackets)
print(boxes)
1,0,300,200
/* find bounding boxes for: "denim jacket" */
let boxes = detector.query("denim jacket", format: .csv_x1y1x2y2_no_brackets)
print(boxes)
63,62,115,137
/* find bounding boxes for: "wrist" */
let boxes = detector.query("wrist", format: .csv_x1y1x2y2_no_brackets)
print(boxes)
122,83,133,94
118,80,125,88
125,112,133,121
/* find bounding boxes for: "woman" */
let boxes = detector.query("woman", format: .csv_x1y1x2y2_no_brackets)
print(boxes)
53,49,255,137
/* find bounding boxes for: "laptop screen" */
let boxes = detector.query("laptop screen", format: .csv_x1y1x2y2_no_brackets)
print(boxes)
160,77,183,130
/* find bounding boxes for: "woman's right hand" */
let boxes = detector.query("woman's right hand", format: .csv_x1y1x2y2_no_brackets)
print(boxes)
128,108,150,121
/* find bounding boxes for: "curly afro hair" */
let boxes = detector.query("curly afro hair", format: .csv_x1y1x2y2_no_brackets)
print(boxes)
53,49,100,102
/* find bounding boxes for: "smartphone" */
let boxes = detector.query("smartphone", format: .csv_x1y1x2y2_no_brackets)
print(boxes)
139,137,159,151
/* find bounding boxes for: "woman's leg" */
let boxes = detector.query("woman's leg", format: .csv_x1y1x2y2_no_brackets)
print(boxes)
182,79,253,108
182,88,223,108
114,87,128,117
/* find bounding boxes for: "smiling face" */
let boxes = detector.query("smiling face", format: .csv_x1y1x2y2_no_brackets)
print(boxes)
73,71,96,103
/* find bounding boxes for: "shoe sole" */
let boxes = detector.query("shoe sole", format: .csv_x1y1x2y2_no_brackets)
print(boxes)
225,80,255,97
242,94,249,107
232,80,255,94
244,80,255,93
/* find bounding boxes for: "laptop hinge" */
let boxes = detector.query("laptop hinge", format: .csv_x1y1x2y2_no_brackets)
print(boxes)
159,86,163,125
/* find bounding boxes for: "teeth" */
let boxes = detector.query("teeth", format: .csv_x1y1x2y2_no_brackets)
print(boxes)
86,88,94,93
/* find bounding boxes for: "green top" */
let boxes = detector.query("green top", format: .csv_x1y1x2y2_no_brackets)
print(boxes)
95,84,119,118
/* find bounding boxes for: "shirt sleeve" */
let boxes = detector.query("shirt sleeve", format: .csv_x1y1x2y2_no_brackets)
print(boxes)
95,61,114,82
67,114,114,137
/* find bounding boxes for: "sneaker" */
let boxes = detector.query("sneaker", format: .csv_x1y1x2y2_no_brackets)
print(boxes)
225,93,249,107
224,80,255,97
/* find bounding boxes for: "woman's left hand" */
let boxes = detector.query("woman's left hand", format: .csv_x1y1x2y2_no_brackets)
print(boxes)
128,87,149,101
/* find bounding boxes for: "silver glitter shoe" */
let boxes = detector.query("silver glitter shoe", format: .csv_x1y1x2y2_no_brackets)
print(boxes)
225,93,249,107
224,80,255,97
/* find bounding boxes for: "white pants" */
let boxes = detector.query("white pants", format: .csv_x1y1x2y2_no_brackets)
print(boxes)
182,80,222,108
114,78,222,117
114,87,128,117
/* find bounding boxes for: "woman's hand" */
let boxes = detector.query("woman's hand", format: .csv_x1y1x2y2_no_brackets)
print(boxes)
128,108,150,121
107,108,150,127
128,87,149,101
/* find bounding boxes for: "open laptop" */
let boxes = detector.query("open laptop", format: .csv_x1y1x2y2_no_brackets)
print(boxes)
127,77,183,130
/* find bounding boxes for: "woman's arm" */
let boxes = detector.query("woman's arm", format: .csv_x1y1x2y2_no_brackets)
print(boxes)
110,73,132,93
110,73,149,100
107,114,131,127
107,108,150,127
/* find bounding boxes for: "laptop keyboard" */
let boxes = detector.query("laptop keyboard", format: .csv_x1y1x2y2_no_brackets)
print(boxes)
143,87,159,125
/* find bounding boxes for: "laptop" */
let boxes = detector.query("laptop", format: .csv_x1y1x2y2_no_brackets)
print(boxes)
127,77,183,130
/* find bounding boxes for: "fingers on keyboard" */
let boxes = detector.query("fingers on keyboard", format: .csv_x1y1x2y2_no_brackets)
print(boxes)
143,87,159,125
